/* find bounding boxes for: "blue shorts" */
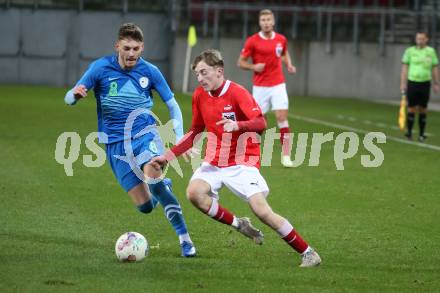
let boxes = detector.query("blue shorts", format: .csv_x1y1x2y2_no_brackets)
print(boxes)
106,129,165,192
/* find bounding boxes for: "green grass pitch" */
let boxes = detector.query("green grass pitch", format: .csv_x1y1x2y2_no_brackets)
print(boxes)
0,85,439,292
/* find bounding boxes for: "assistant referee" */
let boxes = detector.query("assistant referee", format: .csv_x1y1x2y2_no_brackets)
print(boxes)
400,31,439,141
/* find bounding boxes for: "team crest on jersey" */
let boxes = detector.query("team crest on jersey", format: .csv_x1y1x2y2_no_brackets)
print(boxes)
275,43,283,57
149,141,158,153
139,77,149,88
222,112,236,121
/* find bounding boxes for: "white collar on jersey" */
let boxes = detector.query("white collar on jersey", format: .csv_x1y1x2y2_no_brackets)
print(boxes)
259,31,275,40
208,80,231,97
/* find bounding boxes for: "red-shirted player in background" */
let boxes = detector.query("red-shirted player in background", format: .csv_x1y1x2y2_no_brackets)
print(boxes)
152,49,321,267
237,9,296,168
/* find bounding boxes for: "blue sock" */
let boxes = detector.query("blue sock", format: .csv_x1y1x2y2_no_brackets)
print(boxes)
137,196,159,214
148,179,188,236
150,195,159,208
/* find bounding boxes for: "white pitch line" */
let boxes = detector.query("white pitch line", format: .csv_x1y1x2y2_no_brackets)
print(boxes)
337,114,433,136
291,114,440,152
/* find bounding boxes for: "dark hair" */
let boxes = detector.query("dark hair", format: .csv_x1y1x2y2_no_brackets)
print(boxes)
416,31,429,38
192,49,224,70
118,23,144,42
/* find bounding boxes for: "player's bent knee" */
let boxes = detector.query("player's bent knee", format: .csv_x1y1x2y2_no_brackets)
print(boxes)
186,186,199,203
186,181,206,200
137,200,154,214
186,188,209,210
249,197,273,222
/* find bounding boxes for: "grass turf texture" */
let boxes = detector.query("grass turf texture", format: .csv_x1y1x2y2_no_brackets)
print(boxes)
0,85,439,292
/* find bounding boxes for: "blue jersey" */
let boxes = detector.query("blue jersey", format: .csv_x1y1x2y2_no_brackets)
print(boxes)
76,55,174,144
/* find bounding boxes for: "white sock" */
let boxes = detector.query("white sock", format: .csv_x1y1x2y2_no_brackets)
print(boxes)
276,220,293,237
178,233,192,244
277,120,289,129
301,246,312,255
231,216,239,228
207,198,219,217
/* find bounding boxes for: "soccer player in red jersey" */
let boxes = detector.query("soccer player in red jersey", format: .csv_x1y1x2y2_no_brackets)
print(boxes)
152,49,321,267
237,9,296,167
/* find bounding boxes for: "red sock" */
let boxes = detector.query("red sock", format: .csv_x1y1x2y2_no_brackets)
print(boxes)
283,229,309,254
278,220,309,254
206,198,235,226
280,127,290,147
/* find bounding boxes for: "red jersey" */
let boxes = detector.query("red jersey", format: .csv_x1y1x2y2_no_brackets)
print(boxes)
170,80,265,168
241,31,288,87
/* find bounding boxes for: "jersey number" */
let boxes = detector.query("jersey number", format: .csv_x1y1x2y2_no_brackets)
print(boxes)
109,82,118,96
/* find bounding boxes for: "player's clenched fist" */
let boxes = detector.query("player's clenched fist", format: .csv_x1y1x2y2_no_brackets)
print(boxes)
64,84,87,105
73,85,88,100
253,63,265,73
287,65,296,74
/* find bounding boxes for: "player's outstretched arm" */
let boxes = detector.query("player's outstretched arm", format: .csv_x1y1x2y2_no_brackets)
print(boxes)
165,98,184,143
64,85,88,105
151,126,205,168
65,59,99,105
153,91,206,166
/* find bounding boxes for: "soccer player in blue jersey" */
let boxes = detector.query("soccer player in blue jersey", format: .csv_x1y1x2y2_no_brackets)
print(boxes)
64,23,196,257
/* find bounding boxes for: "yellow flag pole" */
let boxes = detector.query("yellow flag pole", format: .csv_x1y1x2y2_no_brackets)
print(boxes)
398,91,407,131
182,26,197,93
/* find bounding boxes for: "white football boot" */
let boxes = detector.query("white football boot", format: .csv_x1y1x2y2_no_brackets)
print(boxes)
299,248,321,268
281,155,294,168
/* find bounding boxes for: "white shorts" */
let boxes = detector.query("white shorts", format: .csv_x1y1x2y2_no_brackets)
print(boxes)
252,83,289,114
190,162,269,201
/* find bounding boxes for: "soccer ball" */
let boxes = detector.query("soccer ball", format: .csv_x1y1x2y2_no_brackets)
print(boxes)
115,232,149,262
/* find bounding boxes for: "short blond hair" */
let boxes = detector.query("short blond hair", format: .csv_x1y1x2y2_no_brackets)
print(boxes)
259,9,274,17
192,49,224,70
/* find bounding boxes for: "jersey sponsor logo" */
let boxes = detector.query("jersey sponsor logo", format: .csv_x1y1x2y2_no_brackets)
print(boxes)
222,112,236,121
139,77,149,88
275,43,283,57
224,104,233,111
